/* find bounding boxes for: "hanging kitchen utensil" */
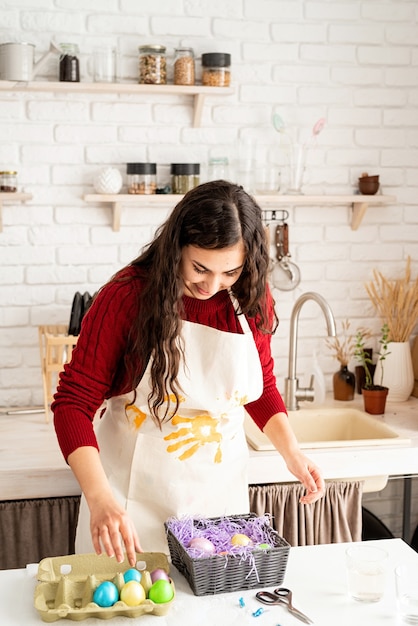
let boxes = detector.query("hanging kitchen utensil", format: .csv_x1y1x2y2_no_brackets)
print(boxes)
272,221,301,291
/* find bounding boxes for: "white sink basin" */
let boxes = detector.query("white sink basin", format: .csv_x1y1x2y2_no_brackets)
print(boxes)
245,408,411,451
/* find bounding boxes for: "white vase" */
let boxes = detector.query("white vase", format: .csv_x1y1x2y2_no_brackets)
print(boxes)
374,341,414,402
93,167,123,194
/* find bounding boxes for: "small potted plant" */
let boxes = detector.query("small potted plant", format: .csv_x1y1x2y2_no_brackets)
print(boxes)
354,324,390,414
326,320,356,401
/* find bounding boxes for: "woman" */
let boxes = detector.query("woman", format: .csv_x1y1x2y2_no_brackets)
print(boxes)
53,181,324,567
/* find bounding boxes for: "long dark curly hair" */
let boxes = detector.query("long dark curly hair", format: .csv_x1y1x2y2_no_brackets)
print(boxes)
123,180,276,425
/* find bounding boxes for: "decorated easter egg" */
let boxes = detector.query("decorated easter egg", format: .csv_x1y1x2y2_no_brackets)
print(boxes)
123,568,142,583
257,543,271,550
148,579,174,604
231,533,252,547
188,537,216,555
120,580,146,606
92,581,119,607
150,568,170,583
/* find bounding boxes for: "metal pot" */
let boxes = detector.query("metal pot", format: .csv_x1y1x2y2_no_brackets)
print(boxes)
0,41,61,81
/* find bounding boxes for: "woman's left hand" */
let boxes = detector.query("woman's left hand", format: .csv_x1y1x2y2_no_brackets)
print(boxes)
284,450,325,504
262,412,325,504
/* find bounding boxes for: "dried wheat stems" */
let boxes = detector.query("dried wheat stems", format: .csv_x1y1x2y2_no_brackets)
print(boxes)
365,256,418,342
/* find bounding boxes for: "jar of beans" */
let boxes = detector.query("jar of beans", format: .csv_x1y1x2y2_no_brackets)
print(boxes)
201,53,231,87
127,163,157,194
173,47,195,85
0,171,17,192
138,45,167,84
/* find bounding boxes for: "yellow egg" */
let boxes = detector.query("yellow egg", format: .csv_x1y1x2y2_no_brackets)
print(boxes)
120,580,146,606
231,533,252,546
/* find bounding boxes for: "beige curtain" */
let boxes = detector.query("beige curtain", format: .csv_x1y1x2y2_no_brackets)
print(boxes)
249,480,363,546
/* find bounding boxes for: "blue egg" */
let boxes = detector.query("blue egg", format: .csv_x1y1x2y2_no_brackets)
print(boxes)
123,568,142,583
93,581,119,607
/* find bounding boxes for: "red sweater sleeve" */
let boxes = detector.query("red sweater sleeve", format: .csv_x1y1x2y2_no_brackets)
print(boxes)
244,318,287,431
52,271,141,460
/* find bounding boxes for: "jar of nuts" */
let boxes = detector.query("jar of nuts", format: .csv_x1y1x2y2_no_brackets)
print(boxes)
127,163,157,194
173,47,195,85
138,45,167,84
201,53,231,87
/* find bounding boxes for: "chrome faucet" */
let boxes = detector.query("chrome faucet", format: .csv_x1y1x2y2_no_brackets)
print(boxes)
284,292,337,411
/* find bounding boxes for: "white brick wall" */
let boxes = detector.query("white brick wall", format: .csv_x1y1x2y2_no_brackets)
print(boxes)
0,0,417,536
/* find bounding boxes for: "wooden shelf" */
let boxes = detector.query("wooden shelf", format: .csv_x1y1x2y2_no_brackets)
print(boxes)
0,193,33,232
0,80,234,127
84,193,396,231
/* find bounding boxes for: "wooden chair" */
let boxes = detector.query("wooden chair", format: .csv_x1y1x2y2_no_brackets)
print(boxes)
38,325,78,422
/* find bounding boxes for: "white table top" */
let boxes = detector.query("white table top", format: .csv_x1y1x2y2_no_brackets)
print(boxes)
1,538,417,625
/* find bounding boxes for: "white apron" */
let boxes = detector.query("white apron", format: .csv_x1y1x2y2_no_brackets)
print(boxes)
75,294,263,554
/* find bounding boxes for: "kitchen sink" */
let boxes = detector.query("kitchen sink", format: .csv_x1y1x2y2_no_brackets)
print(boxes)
244,407,411,451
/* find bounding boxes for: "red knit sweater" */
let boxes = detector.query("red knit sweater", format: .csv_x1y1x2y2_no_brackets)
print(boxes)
52,266,287,461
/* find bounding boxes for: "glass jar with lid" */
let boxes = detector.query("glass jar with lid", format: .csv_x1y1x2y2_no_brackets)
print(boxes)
127,163,157,194
59,43,80,82
173,47,195,85
138,45,167,84
171,163,200,194
208,157,230,181
201,53,231,87
0,171,17,192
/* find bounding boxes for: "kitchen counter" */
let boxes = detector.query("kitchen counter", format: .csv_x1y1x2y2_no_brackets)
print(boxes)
1,538,417,625
1,396,418,500
248,395,418,485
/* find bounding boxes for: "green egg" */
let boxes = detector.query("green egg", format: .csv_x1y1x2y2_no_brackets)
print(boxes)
148,579,174,604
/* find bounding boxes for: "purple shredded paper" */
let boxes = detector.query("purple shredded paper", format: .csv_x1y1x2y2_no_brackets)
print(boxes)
165,514,276,564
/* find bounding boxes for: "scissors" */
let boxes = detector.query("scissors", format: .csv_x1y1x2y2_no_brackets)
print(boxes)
255,587,314,624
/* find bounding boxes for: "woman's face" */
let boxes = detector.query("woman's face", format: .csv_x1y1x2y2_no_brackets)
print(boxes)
180,242,246,299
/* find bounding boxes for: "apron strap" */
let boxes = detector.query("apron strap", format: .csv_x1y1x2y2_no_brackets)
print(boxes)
228,290,252,335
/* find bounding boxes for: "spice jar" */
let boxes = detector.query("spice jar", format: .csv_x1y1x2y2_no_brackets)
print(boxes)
0,171,17,192
201,53,231,87
59,43,80,82
173,47,195,85
208,157,230,181
127,163,157,194
138,45,167,84
171,163,200,194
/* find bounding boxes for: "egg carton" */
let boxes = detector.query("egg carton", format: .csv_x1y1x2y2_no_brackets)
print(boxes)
34,552,175,622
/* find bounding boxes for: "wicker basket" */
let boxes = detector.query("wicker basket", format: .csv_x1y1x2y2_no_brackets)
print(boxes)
165,514,290,596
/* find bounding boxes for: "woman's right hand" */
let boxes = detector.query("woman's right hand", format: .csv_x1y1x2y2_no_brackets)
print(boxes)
68,446,142,567
89,492,143,566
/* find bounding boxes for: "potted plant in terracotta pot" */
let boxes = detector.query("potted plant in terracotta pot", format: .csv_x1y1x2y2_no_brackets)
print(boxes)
354,324,390,415
365,256,418,402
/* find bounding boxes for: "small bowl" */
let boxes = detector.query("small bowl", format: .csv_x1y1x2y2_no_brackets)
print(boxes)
358,175,379,195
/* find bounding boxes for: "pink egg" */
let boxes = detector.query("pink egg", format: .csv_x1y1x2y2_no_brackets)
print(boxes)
188,537,216,555
150,568,170,583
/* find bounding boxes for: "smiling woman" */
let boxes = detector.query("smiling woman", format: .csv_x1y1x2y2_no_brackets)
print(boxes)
52,180,325,564
181,242,245,299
